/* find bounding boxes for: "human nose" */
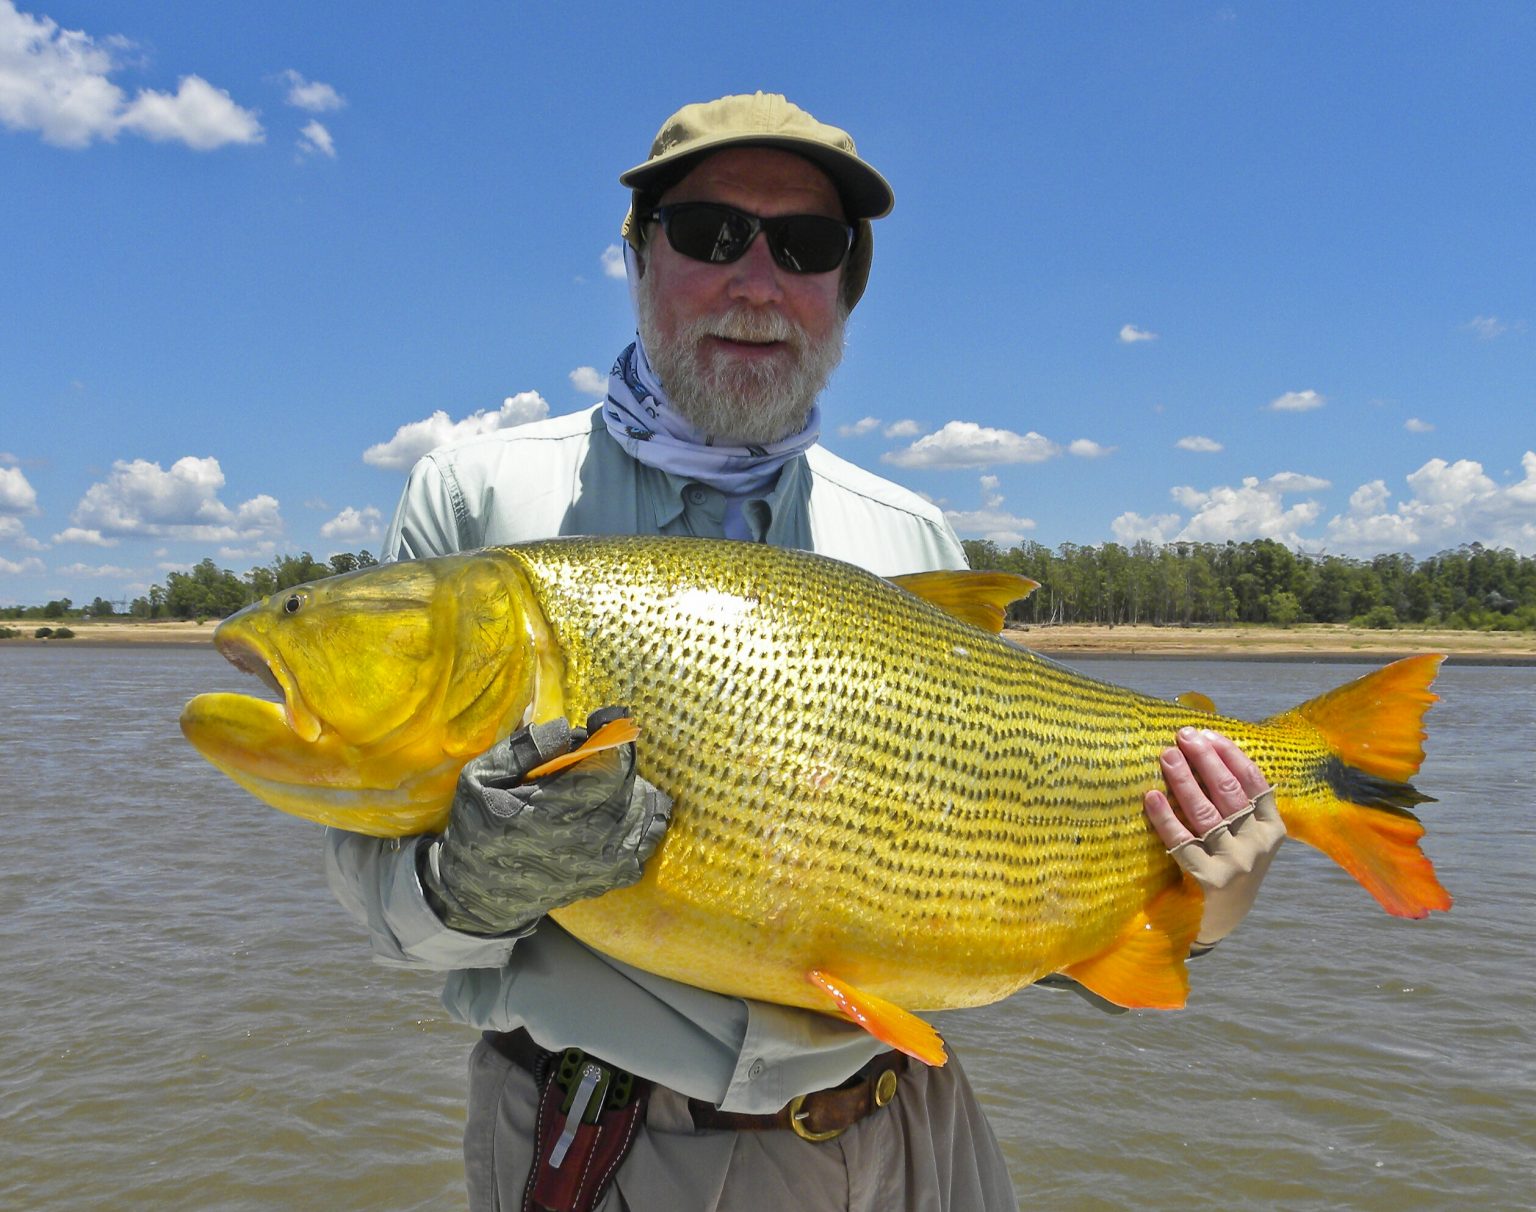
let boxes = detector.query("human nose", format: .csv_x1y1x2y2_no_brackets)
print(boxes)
724,231,784,305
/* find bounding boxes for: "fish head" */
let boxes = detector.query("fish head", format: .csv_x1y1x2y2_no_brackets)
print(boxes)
180,550,551,837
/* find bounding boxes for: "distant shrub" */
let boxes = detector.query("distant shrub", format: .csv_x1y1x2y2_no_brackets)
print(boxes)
52,626,76,639
34,626,54,638
0,625,19,639
1351,606,1400,630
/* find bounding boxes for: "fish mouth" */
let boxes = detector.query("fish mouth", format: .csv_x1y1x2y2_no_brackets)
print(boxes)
215,632,324,743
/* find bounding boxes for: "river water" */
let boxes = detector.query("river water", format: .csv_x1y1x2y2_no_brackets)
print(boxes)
1,647,1530,1210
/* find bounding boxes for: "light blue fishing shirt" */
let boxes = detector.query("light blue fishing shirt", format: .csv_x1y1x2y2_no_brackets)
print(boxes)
325,404,967,1114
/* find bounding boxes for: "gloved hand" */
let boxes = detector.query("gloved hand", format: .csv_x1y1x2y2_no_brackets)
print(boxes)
418,707,672,937
1143,727,1287,951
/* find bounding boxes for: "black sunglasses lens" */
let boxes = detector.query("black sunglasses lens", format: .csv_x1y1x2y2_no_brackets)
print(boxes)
664,204,753,263
767,215,852,273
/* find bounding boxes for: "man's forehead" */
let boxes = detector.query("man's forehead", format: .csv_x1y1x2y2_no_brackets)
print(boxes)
661,147,844,214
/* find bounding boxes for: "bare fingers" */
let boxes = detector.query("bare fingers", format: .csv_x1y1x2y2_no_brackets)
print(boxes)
1143,728,1270,848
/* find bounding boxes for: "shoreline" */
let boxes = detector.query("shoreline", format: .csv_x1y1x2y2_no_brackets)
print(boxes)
5,619,1535,663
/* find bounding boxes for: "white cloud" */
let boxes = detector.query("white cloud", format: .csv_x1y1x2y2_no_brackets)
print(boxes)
1167,474,1326,547
0,515,46,548
1326,451,1536,555
1267,471,1332,493
601,245,626,279
1463,315,1510,340
884,421,1061,470
319,504,382,541
1404,417,1435,433
52,526,116,546
569,366,607,397
836,416,881,438
883,419,922,439
1111,512,1183,545
0,2,263,149
279,69,344,112
0,554,44,575
69,456,283,541
57,561,132,576
1068,438,1115,459
0,464,38,513
363,391,550,470
1176,435,1223,453
943,476,1035,544
1268,389,1325,412
1119,324,1158,343
297,119,334,158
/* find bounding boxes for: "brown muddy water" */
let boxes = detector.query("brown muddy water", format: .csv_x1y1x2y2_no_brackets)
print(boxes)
1,648,1530,1210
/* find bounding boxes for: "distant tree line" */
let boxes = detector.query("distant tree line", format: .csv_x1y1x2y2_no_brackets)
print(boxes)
0,551,377,623
962,538,1536,632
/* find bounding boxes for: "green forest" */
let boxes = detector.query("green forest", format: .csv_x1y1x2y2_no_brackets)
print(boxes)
4,539,1535,631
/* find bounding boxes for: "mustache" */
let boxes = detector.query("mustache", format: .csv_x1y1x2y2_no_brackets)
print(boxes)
692,308,801,347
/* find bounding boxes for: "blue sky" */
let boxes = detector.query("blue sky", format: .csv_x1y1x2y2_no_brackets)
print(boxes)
3,1,1533,608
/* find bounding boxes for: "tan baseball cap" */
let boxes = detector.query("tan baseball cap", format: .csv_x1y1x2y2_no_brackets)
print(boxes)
619,92,893,310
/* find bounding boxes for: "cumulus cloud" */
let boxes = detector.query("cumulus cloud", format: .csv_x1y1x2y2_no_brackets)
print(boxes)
0,464,38,513
69,456,282,542
569,366,607,397
1268,390,1325,412
601,245,626,279
0,3,263,150
0,515,45,549
319,504,382,541
1119,324,1158,343
1463,315,1512,340
1404,417,1435,433
884,421,1061,470
1325,451,1536,555
279,69,344,112
884,419,922,439
836,416,880,438
1166,473,1327,547
52,526,116,546
363,391,550,470
942,476,1035,545
297,119,334,158
1068,438,1115,459
1111,512,1183,545
1267,471,1332,493
57,561,132,577
1176,435,1223,453
0,554,44,574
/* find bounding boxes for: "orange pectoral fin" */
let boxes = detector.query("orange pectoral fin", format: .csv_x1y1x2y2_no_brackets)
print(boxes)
1058,879,1204,1010
523,717,641,781
808,970,948,1067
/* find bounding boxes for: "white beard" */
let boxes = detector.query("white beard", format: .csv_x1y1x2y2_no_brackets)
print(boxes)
637,289,846,446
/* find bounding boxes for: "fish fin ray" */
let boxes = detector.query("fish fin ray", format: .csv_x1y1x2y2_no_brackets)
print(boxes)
1270,654,1451,917
1057,880,1202,1010
807,969,948,1066
887,571,1037,635
523,717,641,781
1176,691,1217,713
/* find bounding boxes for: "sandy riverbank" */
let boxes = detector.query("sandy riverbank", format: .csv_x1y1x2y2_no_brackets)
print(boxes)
7,618,1535,662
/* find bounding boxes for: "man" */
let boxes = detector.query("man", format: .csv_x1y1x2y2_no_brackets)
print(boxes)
327,93,1283,1211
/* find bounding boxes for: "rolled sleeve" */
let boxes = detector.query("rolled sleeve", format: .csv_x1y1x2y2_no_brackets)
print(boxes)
324,829,522,970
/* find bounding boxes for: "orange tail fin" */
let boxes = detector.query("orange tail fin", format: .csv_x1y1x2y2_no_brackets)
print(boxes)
1269,654,1451,919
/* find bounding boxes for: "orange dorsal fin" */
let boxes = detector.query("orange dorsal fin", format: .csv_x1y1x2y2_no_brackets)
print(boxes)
1266,653,1451,919
1176,690,1217,713
808,970,948,1066
1276,653,1445,783
523,717,641,781
1058,880,1203,1010
888,570,1038,635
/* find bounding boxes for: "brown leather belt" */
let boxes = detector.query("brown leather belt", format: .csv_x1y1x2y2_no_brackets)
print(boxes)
483,1029,907,1142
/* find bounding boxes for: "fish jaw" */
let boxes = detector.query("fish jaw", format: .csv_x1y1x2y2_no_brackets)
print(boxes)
179,691,463,835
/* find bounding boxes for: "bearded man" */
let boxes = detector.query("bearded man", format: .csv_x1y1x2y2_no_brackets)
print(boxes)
326,92,1283,1212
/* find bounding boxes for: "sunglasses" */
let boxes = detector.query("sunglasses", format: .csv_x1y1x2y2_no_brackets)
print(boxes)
645,202,855,275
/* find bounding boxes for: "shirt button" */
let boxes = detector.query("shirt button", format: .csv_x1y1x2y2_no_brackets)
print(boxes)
747,1058,765,1080
685,486,707,504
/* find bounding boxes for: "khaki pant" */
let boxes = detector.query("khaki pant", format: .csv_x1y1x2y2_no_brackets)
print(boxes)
463,1039,1018,1211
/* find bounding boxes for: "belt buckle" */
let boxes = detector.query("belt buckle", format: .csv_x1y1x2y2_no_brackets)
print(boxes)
788,1093,844,1142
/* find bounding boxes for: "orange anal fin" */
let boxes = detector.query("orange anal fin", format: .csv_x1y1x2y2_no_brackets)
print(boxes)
807,969,948,1067
1058,880,1203,1010
888,570,1038,634
1176,690,1217,714
523,717,641,781
1284,800,1452,919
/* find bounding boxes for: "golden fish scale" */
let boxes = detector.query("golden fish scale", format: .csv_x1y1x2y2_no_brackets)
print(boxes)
506,538,1329,1011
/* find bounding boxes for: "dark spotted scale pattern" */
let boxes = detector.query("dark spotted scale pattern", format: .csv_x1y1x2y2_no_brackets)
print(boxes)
505,537,1328,1012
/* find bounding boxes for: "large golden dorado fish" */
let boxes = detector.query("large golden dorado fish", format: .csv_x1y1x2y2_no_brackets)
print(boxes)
181,537,1449,1065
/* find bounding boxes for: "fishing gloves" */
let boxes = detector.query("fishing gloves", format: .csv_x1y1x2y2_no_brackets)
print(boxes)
1168,787,1287,950
418,707,672,937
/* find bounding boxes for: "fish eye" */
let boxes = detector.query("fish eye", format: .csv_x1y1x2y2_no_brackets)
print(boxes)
284,594,304,615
